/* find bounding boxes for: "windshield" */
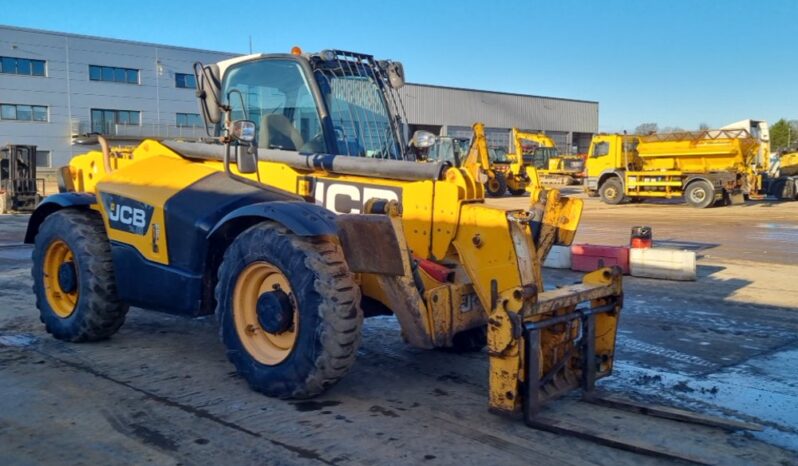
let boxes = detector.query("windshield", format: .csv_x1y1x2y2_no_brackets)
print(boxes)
314,63,403,159
427,137,469,165
489,147,511,164
531,147,559,168
224,59,327,153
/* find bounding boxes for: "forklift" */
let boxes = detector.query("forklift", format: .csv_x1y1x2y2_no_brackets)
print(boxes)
1,144,44,213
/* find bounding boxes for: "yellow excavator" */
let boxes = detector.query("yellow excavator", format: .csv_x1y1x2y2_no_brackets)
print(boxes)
421,129,533,197
509,129,585,185
25,49,623,424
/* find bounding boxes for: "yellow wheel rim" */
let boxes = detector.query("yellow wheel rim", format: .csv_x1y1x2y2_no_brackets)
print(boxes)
42,239,79,318
233,261,298,365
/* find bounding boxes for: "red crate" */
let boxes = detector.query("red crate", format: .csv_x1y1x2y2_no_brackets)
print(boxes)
570,244,630,274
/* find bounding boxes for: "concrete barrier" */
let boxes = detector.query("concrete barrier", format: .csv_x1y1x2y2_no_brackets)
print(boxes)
571,244,630,274
629,248,696,281
543,245,572,269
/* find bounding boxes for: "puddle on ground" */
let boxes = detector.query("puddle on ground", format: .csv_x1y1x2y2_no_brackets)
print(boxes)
0,333,38,347
0,246,32,261
755,223,798,241
604,347,798,453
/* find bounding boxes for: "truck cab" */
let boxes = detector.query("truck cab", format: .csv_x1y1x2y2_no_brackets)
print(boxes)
584,134,637,196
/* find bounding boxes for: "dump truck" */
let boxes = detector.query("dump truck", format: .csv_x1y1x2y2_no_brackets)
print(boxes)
509,129,584,185
584,130,761,208
766,149,798,199
1,144,43,213
720,119,798,200
25,49,623,423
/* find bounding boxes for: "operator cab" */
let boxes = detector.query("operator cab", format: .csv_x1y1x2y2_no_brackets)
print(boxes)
423,137,470,166
198,49,412,161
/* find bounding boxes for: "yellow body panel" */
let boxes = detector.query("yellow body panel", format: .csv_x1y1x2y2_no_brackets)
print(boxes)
99,155,220,264
636,135,758,173
780,151,798,177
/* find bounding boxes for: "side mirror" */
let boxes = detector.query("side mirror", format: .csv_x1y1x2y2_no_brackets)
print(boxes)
411,130,437,149
236,146,258,174
230,120,256,143
230,120,257,174
194,62,222,124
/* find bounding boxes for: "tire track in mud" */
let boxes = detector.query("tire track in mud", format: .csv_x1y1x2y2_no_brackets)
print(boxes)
30,348,341,466
616,337,715,369
2,318,653,466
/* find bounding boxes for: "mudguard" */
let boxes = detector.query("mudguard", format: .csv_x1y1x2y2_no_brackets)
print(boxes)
207,200,339,239
24,193,97,244
208,200,405,276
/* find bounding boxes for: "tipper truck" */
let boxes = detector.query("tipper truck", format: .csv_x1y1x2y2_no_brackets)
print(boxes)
585,129,760,208
721,119,798,200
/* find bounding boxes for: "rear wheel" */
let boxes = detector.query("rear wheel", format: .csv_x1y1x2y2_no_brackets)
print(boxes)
685,180,715,208
598,178,624,205
484,172,508,197
31,209,128,342
215,221,362,399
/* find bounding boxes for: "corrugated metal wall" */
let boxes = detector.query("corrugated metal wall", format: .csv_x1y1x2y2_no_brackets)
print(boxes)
398,84,598,134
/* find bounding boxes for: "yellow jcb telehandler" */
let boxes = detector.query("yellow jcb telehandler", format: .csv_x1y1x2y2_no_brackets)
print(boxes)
26,49,623,423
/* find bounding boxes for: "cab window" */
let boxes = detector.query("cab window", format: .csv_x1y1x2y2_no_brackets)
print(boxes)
224,59,327,154
591,141,609,157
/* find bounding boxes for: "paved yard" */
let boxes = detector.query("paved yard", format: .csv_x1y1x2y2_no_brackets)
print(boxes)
1,196,797,465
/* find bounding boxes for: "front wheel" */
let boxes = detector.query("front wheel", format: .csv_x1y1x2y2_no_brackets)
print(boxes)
484,172,508,197
598,178,624,205
685,180,715,208
215,221,362,399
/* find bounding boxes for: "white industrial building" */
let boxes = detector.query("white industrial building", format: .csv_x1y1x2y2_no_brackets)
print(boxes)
0,24,598,170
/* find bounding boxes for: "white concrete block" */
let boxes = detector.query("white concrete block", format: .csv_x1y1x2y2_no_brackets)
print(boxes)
629,248,696,281
544,245,572,269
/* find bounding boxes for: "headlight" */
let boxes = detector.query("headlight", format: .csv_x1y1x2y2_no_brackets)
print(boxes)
411,130,437,149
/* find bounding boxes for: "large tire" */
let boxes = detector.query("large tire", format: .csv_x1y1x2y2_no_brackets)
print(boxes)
215,221,362,399
484,172,508,198
685,180,715,208
31,209,128,342
598,178,624,205
770,178,796,200
507,180,527,196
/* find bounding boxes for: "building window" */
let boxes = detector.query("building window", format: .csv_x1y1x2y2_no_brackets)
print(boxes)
0,104,48,122
36,150,52,168
175,73,196,89
89,65,139,84
91,109,141,133
0,56,46,76
176,113,203,127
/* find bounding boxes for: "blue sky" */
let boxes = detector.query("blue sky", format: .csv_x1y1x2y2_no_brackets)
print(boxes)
2,0,796,131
